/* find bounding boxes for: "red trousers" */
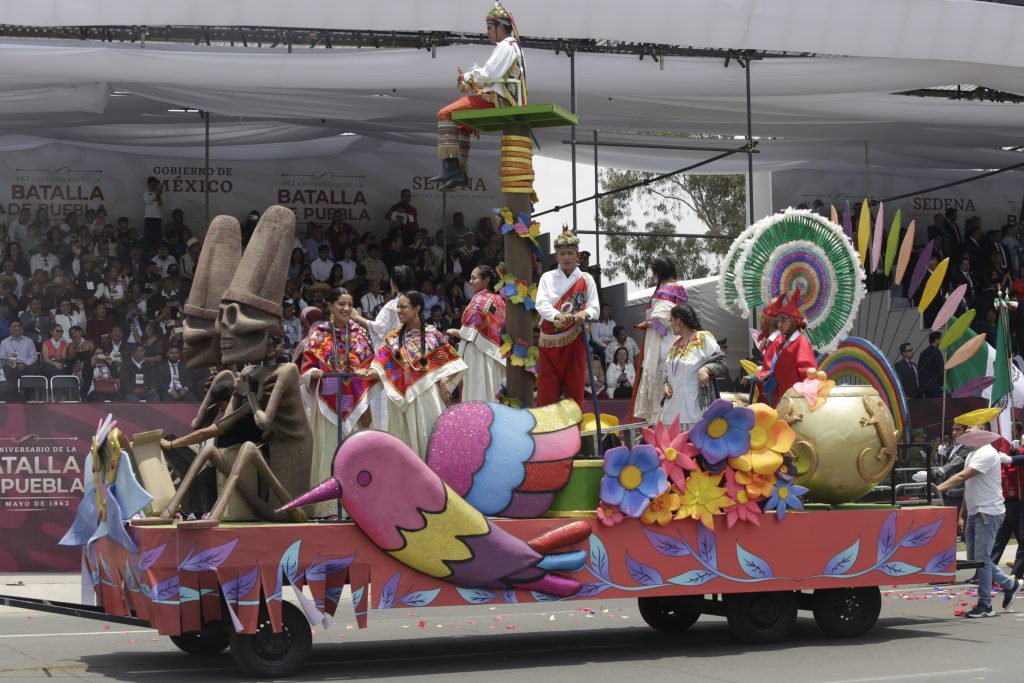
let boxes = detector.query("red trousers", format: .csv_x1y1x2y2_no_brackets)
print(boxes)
536,333,587,410
438,96,494,134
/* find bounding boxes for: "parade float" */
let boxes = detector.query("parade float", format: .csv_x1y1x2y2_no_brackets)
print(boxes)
1,4,999,675
0,201,972,679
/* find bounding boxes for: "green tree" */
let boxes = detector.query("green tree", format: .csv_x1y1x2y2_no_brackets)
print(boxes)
599,169,746,287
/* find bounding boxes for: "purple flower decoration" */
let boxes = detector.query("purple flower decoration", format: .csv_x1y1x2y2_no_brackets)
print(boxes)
600,445,668,517
764,479,809,521
690,399,754,464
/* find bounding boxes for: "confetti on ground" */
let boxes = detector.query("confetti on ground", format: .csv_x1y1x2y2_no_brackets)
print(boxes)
549,615,555,621
128,639,135,644
506,625,516,630
417,620,426,628
467,619,476,625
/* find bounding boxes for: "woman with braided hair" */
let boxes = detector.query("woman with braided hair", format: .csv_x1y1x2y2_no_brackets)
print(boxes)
448,265,506,402
300,287,374,517
362,291,467,458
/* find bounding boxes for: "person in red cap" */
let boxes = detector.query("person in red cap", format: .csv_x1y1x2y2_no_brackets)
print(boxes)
750,296,781,400
757,291,817,407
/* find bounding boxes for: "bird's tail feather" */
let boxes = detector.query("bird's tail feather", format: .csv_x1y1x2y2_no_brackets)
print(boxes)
527,520,592,554
516,574,581,597
537,550,586,572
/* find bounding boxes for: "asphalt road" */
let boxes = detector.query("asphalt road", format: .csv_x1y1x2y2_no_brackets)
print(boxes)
0,570,1019,682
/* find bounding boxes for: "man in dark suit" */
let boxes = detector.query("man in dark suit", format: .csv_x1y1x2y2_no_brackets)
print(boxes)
894,342,920,399
950,254,976,312
917,332,944,398
154,345,195,401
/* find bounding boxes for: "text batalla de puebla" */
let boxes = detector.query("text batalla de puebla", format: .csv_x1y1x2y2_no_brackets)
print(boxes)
0,453,83,495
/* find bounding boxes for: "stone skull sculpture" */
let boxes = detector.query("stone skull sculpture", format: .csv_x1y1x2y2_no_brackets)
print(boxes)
182,215,242,369
217,205,294,365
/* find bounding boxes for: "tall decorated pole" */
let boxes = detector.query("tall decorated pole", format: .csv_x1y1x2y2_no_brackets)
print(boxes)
444,3,578,407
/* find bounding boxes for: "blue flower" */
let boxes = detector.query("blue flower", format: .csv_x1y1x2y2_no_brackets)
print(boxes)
689,399,754,464
764,479,809,521
600,445,668,518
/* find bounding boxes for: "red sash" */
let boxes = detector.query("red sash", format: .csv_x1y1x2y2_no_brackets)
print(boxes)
540,276,589,346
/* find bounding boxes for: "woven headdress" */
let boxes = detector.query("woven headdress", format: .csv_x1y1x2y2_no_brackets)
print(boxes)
726,209,865,354
553,225,580,251
485,2,520,40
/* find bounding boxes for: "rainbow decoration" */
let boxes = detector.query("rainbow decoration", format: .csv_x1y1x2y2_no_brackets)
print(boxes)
817,337,910,442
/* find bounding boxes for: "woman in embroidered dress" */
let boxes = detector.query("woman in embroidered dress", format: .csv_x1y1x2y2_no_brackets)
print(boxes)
300,287,374,517
447,265,505,402
633,256,690,422
362,291,467,458
661,304,727,430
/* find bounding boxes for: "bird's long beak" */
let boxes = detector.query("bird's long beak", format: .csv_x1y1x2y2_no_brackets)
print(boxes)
275,477,342,513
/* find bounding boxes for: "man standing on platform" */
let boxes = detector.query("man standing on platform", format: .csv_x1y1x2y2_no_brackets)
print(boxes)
894,342,921,399
431,2,526,191
918,332,945,398
536,230,599,409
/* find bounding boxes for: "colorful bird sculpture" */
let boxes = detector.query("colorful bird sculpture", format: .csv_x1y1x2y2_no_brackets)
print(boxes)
426,399,582,518
278,430,591,597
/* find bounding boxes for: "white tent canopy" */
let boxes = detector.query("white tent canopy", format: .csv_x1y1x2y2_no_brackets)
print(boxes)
0,0,1022,175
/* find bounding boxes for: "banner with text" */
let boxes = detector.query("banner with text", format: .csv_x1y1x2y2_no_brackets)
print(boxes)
1,142,501,240
0,402,197,572
771,169,1022,239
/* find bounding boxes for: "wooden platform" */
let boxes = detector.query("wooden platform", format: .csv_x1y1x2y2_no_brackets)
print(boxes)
452,102,578,132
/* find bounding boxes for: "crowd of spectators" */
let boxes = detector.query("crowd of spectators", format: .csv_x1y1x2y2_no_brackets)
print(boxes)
797,201,1024,398
0,184,509,402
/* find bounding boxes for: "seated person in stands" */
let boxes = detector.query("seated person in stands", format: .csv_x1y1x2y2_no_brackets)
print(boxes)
606,346,636,398
120,344,159,402
87,348,120,401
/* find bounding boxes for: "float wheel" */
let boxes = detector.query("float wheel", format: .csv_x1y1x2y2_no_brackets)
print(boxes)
725,591,797,644
812,587,881,638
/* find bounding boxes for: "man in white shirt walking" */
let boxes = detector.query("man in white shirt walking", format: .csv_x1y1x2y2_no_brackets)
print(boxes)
939,429,1023,617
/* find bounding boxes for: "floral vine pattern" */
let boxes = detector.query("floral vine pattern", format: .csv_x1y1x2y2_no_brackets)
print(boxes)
536,512,955,600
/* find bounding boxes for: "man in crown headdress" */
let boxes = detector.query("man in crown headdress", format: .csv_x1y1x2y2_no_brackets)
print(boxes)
535,229,599,408
431,2,526,191
758,290,817,407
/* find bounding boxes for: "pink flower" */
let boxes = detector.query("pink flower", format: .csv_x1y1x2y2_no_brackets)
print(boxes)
642,417,698,488
596,503,623,527
723,468,762,529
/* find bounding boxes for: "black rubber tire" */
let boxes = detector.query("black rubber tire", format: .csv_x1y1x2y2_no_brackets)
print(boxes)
229,601,313,678
637,596,702,631
812,587,882,638
169,620,230,656
725,591,797,644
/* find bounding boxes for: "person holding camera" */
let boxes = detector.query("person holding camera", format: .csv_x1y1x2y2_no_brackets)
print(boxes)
87,348,120,401
606,346,635,398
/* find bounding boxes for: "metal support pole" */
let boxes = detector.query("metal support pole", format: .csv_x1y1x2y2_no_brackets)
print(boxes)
204,110,210,227
744,55,754,223
570,46,578,232
593,130,600,273
441,192,448,275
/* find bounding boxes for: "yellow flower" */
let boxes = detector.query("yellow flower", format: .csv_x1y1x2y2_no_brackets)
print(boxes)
674,471,734,529
641,488,683,526
728,403,795,475
735,469,777,499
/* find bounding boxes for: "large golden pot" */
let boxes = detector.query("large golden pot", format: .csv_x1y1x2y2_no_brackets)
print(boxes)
776,385,897,505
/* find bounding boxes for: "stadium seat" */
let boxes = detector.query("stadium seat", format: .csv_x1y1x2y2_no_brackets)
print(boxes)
50,375,81,403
